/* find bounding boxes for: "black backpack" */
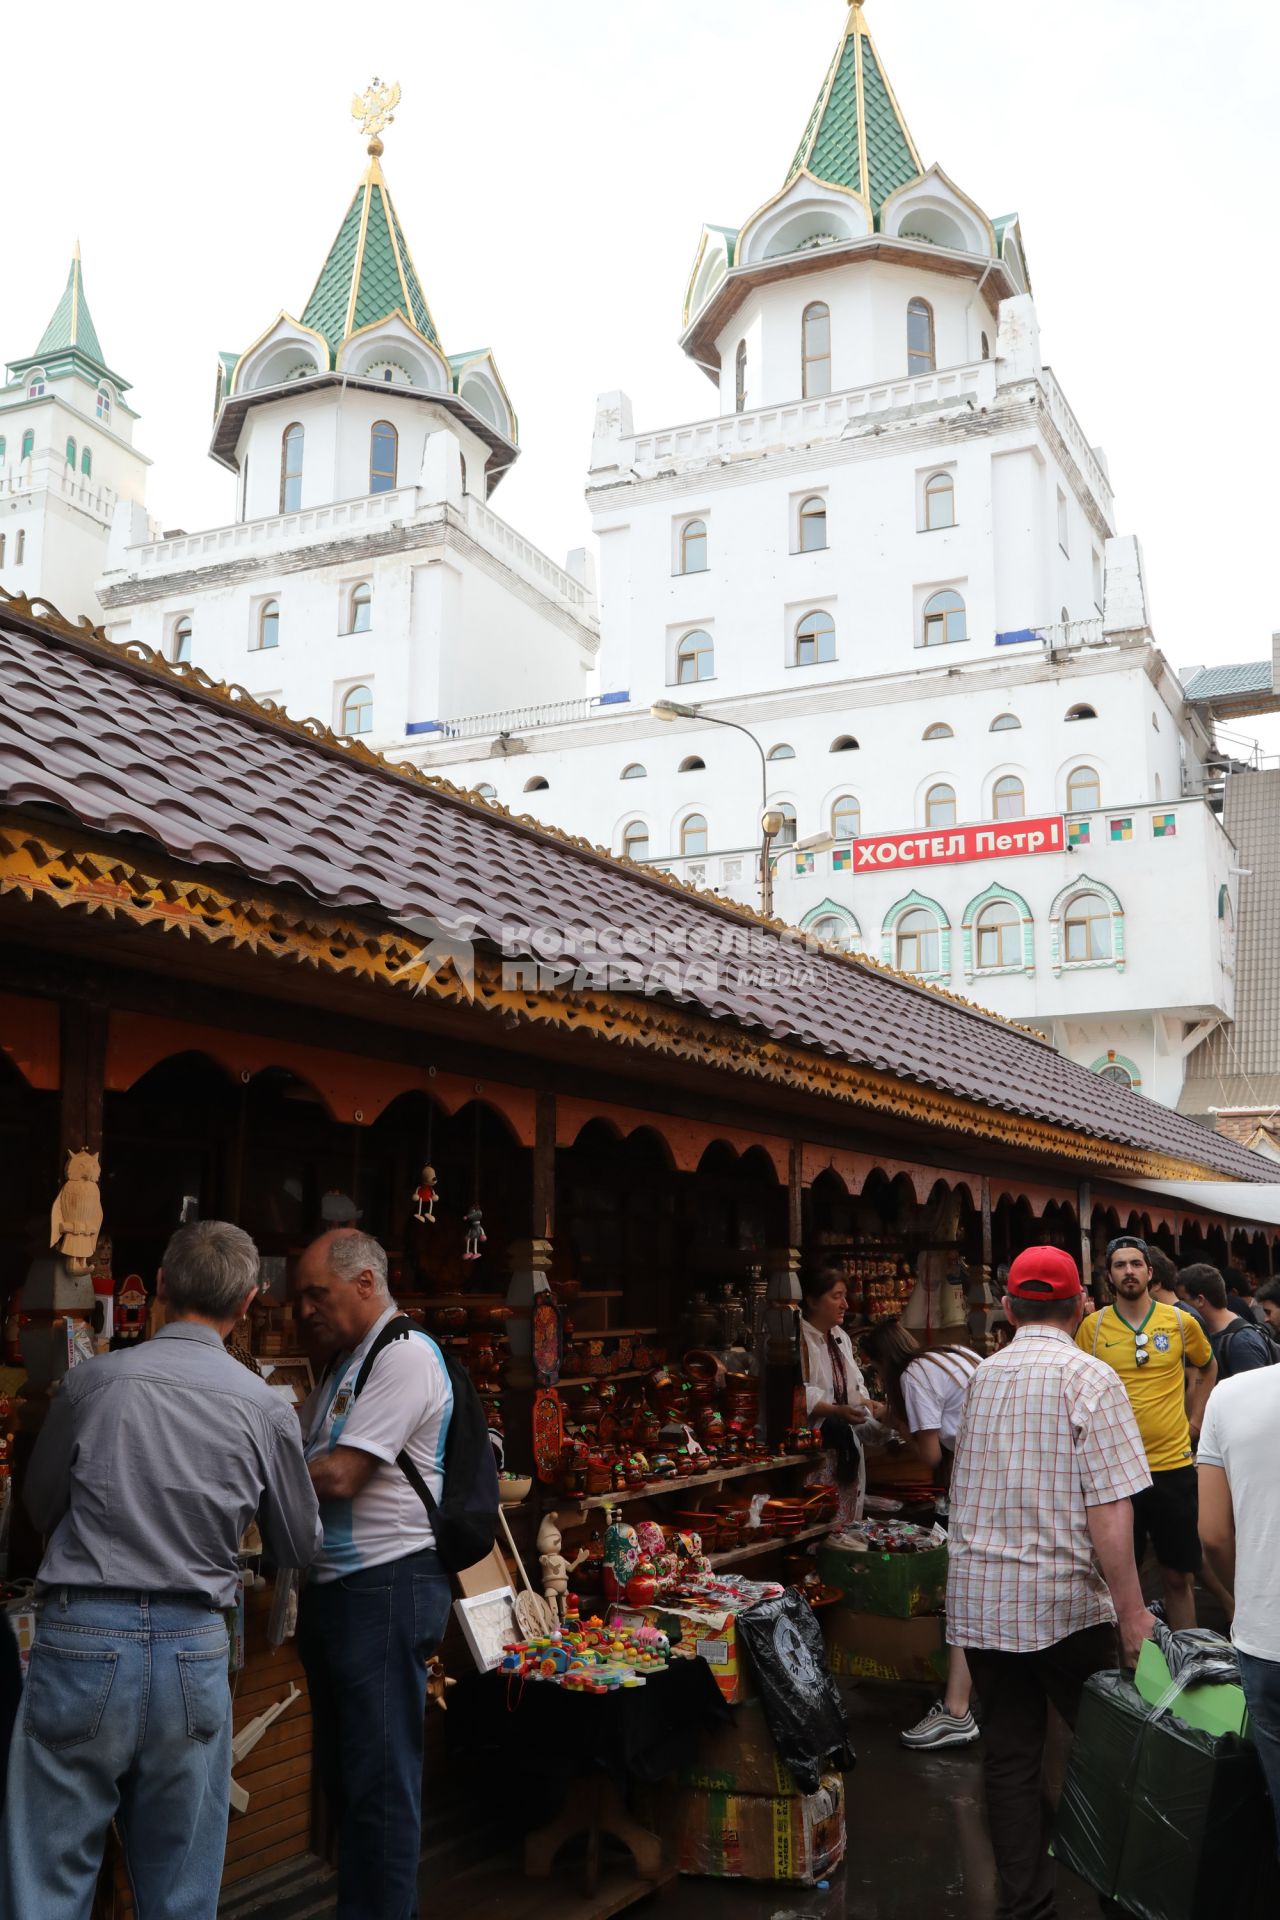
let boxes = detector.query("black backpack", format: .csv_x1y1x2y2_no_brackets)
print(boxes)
351,1315,500,1573
1216,1319,1280,1379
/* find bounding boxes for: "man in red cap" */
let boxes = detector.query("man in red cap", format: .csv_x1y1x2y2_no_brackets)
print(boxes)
948,1244,1154,1920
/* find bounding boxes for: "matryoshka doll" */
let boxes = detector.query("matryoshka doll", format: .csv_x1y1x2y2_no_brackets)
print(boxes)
602,1509,639,1604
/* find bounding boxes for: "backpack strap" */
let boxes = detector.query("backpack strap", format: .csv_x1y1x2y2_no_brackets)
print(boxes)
349,1314,441,1523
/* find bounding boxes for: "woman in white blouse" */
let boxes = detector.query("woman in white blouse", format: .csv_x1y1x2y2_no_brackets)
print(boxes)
800,1266,877,1528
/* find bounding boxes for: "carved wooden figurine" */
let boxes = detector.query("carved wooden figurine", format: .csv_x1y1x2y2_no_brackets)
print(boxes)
536,1510,587,1621
412,1165,439,1224
50,1149,104,1274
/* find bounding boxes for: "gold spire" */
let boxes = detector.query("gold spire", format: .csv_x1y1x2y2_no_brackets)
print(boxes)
351,77,400,160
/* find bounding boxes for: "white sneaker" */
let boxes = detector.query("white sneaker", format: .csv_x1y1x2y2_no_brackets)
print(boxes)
900,1700,980,1750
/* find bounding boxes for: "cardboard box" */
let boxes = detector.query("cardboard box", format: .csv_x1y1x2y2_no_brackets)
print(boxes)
1134,1638,1251,1743
645,1773,846,1883
620,1602,753,1704
817,1539,948,1619
674,1699,803,1796
824,1608,947,1685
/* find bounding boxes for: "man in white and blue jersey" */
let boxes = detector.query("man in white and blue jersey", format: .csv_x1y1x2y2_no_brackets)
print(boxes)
297,1229,453,1920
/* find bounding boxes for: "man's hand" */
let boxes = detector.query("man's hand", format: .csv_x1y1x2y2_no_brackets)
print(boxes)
1117,1606,1156,1668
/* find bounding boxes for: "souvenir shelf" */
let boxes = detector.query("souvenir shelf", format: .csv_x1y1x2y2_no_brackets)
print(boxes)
576,1454,808,1512
708,1521,831,1570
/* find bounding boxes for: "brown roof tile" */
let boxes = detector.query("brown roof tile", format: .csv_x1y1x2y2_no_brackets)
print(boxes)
1,605,1276,1184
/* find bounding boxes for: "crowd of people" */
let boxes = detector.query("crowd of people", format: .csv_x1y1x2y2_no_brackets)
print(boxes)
0,1220,1275,1920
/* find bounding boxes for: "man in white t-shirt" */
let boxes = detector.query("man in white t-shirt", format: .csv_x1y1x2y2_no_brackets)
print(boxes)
296,1229,454,1920
1198,1367,1280,1853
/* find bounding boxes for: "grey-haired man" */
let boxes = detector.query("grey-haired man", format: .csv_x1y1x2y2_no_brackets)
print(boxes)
0,1221,321,1920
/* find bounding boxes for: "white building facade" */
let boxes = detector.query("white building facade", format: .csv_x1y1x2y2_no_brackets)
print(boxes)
0,249,153,621
396,3,1238,1110
98,111,598,741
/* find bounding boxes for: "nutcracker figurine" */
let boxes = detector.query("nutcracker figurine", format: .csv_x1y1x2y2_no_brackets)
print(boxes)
115,1274,149,1342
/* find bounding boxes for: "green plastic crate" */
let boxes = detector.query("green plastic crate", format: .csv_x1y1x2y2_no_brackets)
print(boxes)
816,1540,948,1619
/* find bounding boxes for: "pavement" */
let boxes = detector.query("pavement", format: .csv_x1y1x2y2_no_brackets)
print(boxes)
658,1677,1101,1920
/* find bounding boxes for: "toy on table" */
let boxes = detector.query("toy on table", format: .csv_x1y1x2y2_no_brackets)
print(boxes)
498,1602,671,1693
537,1511,588,1621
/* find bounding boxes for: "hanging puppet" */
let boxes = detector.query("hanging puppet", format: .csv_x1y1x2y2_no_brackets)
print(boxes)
412,1165,439,1224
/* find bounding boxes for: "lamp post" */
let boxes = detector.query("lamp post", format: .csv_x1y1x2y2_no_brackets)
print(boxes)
651,700,782,916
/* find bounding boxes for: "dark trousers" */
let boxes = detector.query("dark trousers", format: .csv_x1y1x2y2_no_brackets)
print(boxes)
298,1549,451,1920
1238,1651,1280,1859
965,1623,1117,1920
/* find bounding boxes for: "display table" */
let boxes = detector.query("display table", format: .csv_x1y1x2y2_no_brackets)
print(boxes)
451,1658,729,1896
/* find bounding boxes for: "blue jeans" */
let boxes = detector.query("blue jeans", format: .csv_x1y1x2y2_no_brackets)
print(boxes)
297,1548,451,1920
0,1589,231,1920
1238,1650,1280,1856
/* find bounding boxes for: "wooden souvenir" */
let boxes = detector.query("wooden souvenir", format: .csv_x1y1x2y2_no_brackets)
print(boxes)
531,1291,563,1387
532,1387,565,1484
50,1149,103,1273
114,1274,148,1342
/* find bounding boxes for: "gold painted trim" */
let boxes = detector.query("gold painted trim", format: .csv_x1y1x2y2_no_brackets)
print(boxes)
69,252,81,349
340,309,453,385
880,164,998,258
451,350,519,443
343,177,376,344
795,18,848,178
858,8,924,177
852,7,870,206
228,313,332,399
0,818,1240,1190
737,167,873,264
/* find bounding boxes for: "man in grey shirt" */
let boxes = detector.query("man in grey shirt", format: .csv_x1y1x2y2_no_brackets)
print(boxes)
0,1221,321,1920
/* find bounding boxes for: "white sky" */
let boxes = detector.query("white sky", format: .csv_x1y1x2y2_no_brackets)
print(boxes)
11,0,1279,716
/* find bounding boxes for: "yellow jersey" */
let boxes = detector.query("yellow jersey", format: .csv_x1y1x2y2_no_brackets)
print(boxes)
1076,1302,1212,1473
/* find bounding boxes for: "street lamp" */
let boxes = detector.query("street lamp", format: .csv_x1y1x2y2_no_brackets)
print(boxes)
651,700,780,915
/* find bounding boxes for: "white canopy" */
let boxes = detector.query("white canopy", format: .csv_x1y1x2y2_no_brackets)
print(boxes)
1127,1178,1280,1230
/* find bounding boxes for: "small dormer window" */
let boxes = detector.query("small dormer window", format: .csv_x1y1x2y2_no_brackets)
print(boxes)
27,370,46,398
96,387,112,420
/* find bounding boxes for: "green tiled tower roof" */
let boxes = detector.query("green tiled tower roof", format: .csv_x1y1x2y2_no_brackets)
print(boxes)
788,2,922,216
301,152,440,360
7,244,129,391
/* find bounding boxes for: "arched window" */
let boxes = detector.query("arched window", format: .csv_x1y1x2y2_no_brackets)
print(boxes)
369,420,398,494
0,437,5,462
923,722,953,741
832,795,860,839
897,907,940,974
681,813,708,856
622,821,650,862
676,629,714,684
474,783,497,800
975,899,1021,970
80,446,92,477
771,803,798,847
341,684,373,735
65,437,76,467
173,617,193,664
279,423,304,512
27,371,46,398
14,531,24,564
0,535,6,565
678,755,706,773
621,763,646,780
802,301,831,399
1066,765,1100,811
922,589,967,646
807,910,858,952
1098,1062,1133,1089
992,775,1025,820
925,783,956,828
1063,891,1112,963
96,388,112,421
348,582,372,633
524,776,549,792
257,599,280,650
981,332,990,361
20,430,34,461
680,519,708,574
990,713,1020,732
735,341,748,413
1065,703,1097,722
767,744,795,762
924,471,955,531
907,299,935,375
798,495,828,552
830,734,859,753
795,610,836,666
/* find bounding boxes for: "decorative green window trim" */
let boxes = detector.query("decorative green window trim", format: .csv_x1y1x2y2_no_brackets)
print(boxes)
1091,1052,1142,1092
0,436,5,462
20,430,34,460
1048,874,1125,975
881,888,950,981
65,437,76,467
961,882,1034,981
801,898,861,946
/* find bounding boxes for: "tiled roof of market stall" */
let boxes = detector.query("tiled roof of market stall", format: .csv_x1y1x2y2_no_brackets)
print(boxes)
0,596,1275,1185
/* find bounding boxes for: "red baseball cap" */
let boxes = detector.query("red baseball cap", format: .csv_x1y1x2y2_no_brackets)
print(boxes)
1007,1246,1083,1300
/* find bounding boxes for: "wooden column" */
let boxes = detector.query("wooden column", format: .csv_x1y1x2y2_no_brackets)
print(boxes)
502,1094,556,1476
1078,1180,1093,1299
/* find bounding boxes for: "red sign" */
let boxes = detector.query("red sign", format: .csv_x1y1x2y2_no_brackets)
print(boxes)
852,815,1066,873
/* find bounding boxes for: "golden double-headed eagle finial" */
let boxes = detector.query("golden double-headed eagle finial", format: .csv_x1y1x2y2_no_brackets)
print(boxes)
352,77,401,155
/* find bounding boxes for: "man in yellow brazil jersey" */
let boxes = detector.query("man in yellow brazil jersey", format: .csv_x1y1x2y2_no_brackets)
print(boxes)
1077,1235,1216,1627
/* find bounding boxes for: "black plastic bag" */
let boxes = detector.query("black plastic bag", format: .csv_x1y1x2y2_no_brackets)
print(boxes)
1150,1618,1240,1691
735,1587,855,1794
1054,1669,1279,1920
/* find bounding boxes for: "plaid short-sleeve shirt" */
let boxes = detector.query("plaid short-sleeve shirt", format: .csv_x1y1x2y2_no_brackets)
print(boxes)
946,1325,1151,1653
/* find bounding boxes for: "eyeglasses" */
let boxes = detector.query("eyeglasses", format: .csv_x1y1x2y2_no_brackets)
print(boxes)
1133,1332,1150,1367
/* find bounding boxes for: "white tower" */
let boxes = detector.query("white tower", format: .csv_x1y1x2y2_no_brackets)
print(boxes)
0,247,151,622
